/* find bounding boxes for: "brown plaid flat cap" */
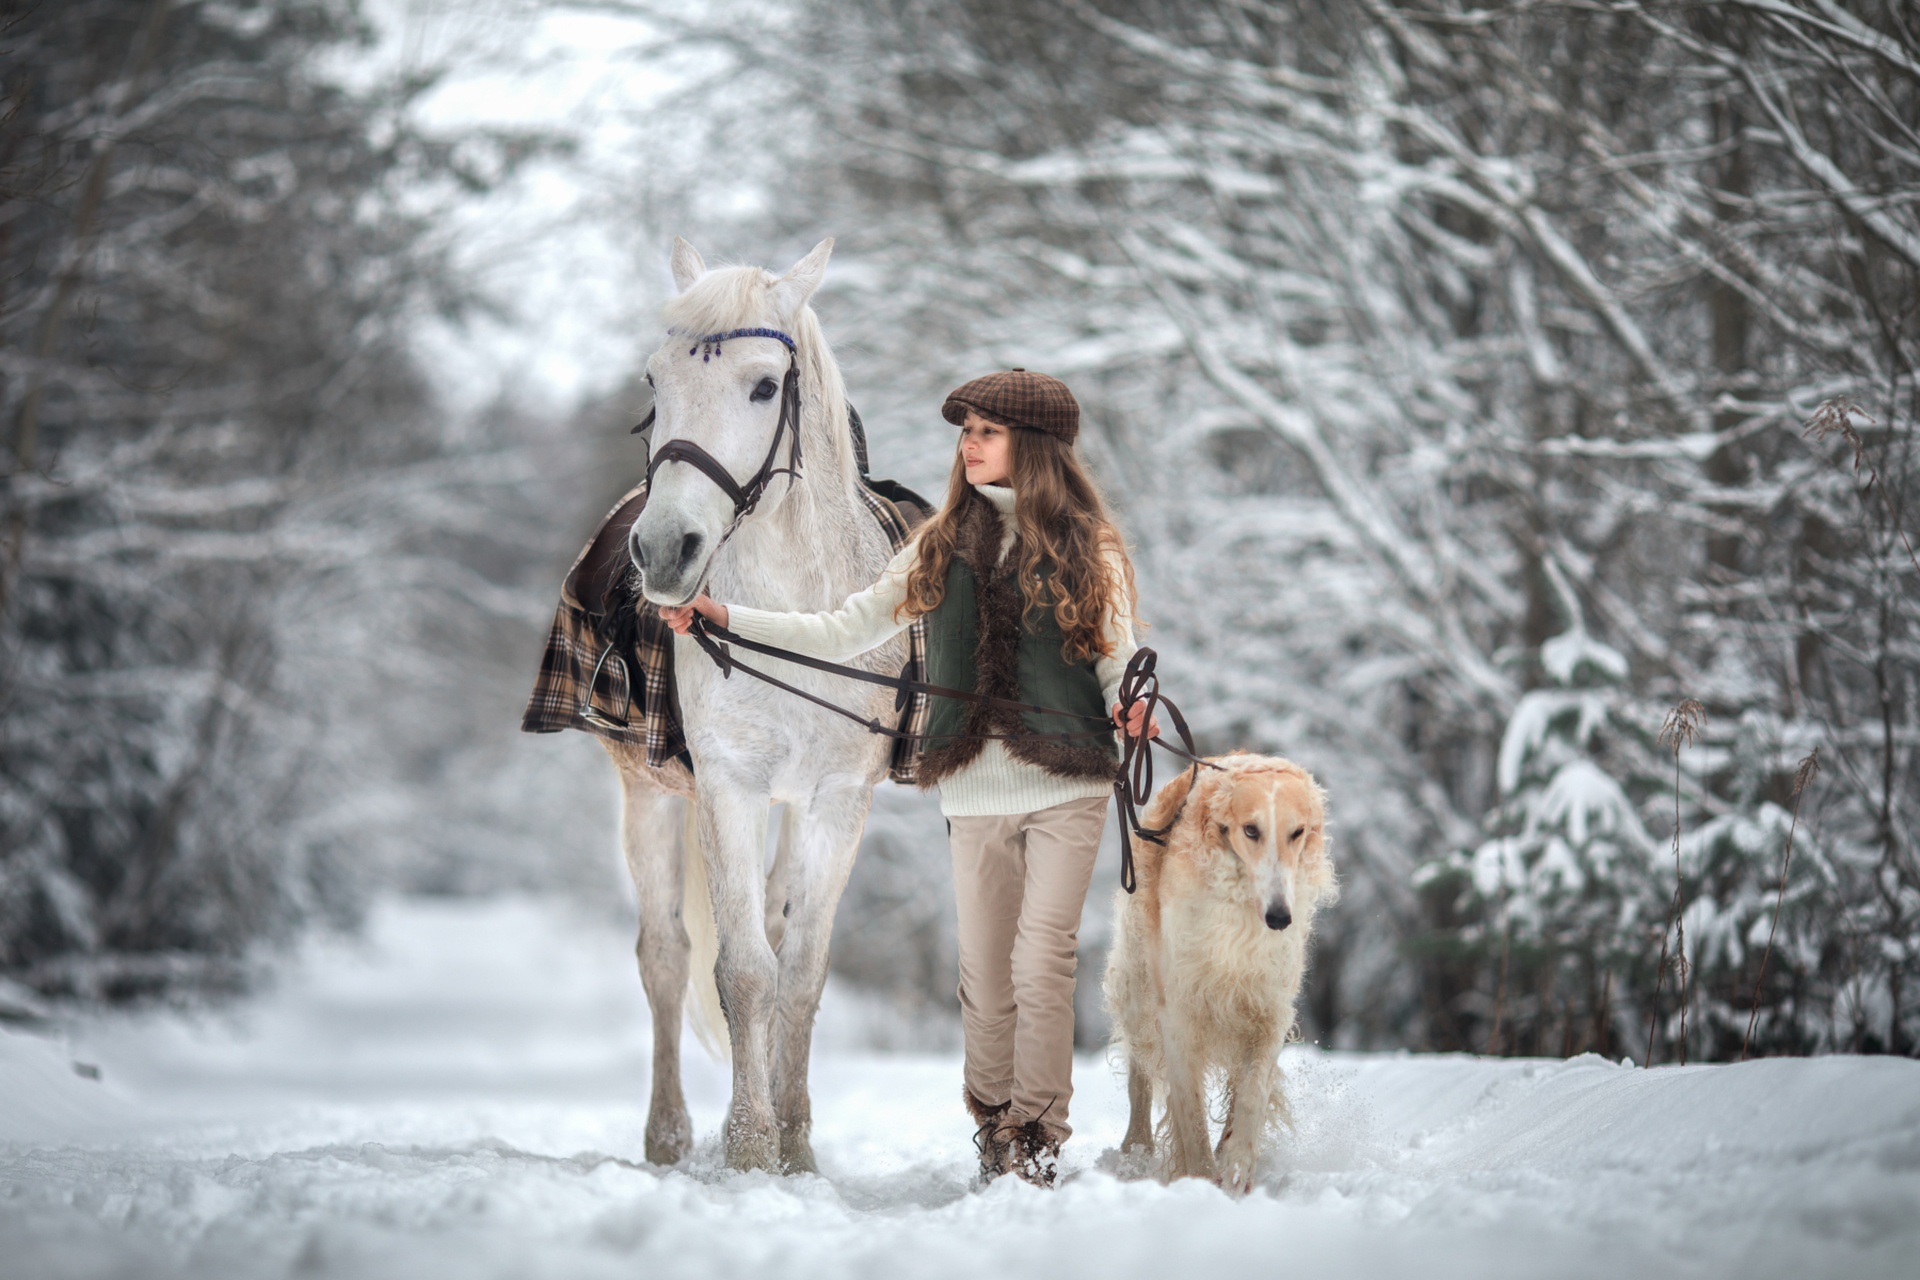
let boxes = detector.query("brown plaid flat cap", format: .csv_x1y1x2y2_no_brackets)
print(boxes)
940,368,1079,443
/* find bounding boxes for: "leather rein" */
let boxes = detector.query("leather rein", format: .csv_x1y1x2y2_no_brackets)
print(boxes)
684,614,1217,893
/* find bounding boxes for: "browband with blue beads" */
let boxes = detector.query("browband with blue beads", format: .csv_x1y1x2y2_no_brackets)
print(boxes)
687,327,797,361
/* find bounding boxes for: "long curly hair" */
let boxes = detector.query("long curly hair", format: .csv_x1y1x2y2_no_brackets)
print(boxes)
899,424,1138,663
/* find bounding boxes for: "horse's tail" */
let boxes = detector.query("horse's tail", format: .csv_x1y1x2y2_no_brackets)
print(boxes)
682,801,731,1062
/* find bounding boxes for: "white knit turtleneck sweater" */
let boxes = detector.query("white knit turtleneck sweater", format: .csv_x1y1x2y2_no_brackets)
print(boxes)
724,483,1136,817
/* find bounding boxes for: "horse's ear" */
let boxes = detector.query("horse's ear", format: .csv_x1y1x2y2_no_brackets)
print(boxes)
770,237,834,321
670,237,706,292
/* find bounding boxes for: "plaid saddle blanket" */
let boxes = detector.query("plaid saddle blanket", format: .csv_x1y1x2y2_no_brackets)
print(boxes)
520,476,933,787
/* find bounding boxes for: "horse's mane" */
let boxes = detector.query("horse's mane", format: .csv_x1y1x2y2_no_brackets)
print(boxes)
661,264,775,337
660,266,857,492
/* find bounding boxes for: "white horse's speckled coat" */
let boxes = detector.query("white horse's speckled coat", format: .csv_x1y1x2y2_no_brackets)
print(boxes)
608,237,907,1174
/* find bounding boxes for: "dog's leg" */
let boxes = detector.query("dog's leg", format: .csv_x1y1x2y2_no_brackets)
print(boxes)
1122,1057,1156,1158
1215,1047,1277,1195
1160,1021,1215,1182
617,768,693,1165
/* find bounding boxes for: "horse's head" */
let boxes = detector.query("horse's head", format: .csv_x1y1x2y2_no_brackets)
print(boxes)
629,236,833,605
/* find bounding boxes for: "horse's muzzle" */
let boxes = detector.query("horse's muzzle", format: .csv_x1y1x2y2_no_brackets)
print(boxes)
629,523,708,604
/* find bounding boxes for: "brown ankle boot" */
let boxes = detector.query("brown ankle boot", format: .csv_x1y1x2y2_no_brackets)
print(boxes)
965,1090,1012,1183
1009,1119,1061,1188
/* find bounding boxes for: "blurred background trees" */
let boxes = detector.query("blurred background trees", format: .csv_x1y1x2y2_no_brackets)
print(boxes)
4,0,1913,1062
0,0,619,1000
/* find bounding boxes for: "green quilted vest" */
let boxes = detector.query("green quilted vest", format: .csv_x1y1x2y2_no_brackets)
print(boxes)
914,494,1117,787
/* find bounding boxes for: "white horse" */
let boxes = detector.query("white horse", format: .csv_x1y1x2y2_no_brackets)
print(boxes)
613,236,906,1173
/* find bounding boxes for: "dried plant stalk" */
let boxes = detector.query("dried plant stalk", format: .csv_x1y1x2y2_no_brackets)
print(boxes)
1647,700,1704,1065
1488,912,1511,1056
1804,398,1919,578
1742,749,1821,1061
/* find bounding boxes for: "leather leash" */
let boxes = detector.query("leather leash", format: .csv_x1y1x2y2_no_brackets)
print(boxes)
683,614,1214,892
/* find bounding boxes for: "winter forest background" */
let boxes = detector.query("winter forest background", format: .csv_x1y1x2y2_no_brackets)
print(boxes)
3,0,1916,1066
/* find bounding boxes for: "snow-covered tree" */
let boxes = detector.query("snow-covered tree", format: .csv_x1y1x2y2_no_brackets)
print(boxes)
518,0,1920,1054
0,0,599,997
1414,623,1668,1056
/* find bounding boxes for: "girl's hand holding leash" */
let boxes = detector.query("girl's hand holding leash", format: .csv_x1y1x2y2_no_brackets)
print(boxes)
1114,700,1160,740
660,594,728,635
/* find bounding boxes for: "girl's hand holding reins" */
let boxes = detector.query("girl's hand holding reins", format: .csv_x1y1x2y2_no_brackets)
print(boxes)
1114,700,1160,740
659,594,728,635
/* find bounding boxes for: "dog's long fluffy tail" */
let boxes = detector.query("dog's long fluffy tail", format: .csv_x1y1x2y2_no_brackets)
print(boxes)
682,802,730,1061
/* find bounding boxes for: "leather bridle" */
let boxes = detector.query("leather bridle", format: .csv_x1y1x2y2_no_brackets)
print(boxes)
636,327,805,536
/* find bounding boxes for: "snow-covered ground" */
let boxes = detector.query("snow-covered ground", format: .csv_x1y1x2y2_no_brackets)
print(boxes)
4,897,1917,1279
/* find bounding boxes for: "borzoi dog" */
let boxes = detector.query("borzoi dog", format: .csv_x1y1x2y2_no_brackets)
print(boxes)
1102,753,1334,1192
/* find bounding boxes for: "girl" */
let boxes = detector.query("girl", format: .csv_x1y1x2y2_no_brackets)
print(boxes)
660,369,1151,1186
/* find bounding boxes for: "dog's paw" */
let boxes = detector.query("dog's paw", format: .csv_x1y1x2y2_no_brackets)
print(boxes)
1215,1167,1256,1197
1215,1148,1259,1196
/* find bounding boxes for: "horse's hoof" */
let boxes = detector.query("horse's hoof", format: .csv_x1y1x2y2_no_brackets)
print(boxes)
645,1119,692,1166
725,1117,781,1172
780,1133,818,1175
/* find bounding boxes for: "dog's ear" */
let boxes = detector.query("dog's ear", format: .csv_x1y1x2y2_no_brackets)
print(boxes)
1301,780,1338,902
1199,764,1240,835
1142,763,1200,833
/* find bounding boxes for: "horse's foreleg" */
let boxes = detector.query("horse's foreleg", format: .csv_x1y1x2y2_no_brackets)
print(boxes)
763,804,796,955
619,774,692,1165
769,784,870,1174
697,785,781,1172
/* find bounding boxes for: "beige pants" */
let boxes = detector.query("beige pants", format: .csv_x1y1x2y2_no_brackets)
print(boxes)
948,794,1108,1142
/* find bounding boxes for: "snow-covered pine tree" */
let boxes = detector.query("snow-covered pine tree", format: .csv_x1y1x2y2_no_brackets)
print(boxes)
1415,621,1667,1058
1678,723,1836,1060
1422,636,1859,1063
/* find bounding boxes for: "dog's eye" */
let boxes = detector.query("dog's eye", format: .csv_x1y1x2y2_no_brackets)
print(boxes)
1242,824,1260,842
750,377,778,402
645,372,654,387
1290,826,1306,842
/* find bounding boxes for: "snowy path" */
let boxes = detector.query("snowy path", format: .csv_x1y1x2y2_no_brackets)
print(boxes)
4,898,1918,1279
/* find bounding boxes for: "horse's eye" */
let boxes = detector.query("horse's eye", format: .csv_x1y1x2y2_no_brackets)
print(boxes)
751,377,778,402
1291,826,1306,842
1243,824,1260,842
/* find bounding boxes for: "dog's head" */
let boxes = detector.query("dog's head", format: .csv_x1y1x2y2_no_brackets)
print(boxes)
1148,754,1333,930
